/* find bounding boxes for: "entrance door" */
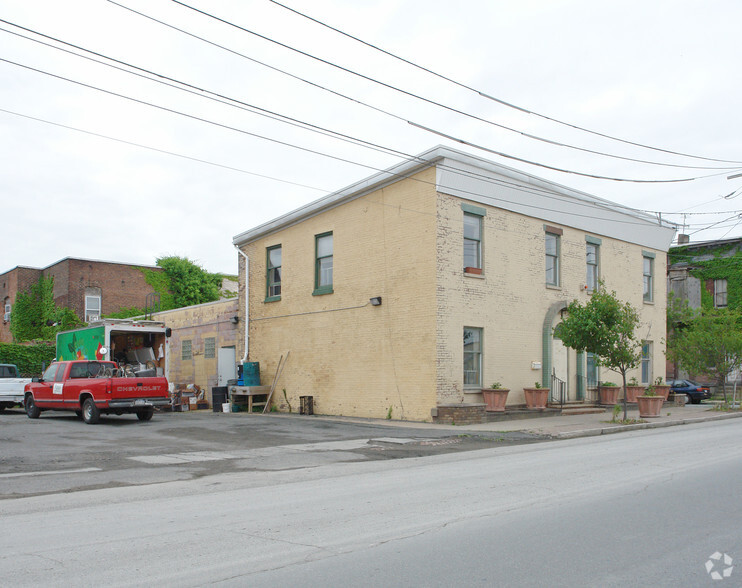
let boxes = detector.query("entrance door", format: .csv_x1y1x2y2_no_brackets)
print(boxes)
217,346,237,386
552,330,570,402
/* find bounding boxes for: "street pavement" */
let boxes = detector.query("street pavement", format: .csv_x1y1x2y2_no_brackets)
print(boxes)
289,402,742,439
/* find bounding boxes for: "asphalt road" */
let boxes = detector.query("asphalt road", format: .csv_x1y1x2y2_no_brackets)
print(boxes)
0,408,541,499
3,417,741,586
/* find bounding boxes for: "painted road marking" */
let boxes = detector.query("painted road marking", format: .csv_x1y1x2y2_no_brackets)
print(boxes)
0,467,102,478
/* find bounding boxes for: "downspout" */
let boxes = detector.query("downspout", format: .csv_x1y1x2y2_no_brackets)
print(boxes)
234,245,249,362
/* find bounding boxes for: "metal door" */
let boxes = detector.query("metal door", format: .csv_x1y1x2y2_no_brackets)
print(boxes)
217,346,237,386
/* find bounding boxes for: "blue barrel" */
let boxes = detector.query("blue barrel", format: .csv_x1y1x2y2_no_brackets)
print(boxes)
243,362,261,386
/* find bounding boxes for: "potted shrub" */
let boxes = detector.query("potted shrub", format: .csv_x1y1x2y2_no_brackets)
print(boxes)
523,381,549,410
651,377,671,401
481,382,509,412
637,385,664,418
624,376,645,403
598,381,620,405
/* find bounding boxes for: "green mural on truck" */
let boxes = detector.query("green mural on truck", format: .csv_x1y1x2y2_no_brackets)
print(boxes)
56,326,106,361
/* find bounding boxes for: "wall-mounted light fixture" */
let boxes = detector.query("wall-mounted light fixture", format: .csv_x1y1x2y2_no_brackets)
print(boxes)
230,316,240,324
369,297,382,306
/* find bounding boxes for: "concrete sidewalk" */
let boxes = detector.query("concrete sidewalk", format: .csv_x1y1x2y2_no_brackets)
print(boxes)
458,404,742,438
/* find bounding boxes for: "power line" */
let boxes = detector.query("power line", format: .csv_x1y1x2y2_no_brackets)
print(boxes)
267,0,742,167
166,0,739,174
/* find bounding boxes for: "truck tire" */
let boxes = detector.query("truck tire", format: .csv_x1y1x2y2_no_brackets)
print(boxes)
82,398,100,424
136,407,154,421
25,396,41,419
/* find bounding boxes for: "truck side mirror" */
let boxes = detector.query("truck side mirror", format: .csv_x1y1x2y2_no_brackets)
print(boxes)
32,377,40,383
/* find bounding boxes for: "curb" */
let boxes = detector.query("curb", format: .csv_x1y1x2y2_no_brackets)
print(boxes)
553,410,742,439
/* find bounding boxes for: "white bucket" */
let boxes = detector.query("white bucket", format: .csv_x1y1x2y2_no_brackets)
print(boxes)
222,403,231,413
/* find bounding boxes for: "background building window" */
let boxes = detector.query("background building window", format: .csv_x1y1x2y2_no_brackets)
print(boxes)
85,295,101,322
641,341,652,384
266,245,282,300
586,243,599,292
714,279,728,308
546,233,560,286
204,337,216,359
314,232,333,295
643,256,654,302
3,300,10,322
182,340,192,361
463,212,482,271
463,327,483,388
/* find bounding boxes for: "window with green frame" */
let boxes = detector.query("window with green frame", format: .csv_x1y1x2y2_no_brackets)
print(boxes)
641,341,652,384
643,253,654,302
463,212,482,270
545,232,560,286
314,232,333,295
266,245,282,301
463,327,483,388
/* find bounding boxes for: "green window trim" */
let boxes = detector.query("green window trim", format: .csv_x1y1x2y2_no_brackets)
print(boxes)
585,235,602,245
266,245,282,302
313,232,334,296
641,250,656,259
463,212,483,271
461,203,487,217
545,231,561,287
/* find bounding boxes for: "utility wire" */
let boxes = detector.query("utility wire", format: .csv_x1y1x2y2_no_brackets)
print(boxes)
0,107,329,191
108,1,741,183
267,0,742,166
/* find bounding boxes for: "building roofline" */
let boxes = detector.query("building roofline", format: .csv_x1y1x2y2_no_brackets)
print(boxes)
1,257,161,276
233,145,676,248
670,237,742,252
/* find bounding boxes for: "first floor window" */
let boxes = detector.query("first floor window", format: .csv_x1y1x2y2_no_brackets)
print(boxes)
204,337,216,359
714,279,728,308
182,340,192,361
3,301,10,322
266,245,282,300
85,295,101,322
641,341,652,384
586,352,599,387
463,327,483,388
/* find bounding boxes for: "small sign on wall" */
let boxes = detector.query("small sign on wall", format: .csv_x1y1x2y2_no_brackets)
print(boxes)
531,362,542,370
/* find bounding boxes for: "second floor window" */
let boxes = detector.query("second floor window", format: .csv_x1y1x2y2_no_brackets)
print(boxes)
643,255,654,302
545,232,560,286
463,212,482,271
714,279,728,308
85,295,101,322
586,243,599,292
266,245,282,301
314,232,333,295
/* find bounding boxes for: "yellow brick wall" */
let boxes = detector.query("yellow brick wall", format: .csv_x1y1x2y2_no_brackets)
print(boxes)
436,193,668,406
151,298,240,404
238,168,439,421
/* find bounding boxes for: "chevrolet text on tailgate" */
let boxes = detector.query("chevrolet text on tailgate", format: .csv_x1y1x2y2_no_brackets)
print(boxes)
24,360,170,424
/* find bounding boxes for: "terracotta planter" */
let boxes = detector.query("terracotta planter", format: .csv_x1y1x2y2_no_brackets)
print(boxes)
598,386,620,405
481,388,509,412
624,386,645,403
523,388,549,410
652,385,671,401
464,266,482,275
637,395,664,418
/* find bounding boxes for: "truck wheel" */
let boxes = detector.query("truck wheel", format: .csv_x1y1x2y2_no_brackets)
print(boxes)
136,407,154,421
82,398,100,424
25,396,41,419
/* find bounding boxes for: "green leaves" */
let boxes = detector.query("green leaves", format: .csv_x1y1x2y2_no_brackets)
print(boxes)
557,285,642,375
154,256,223,309
10,277,83,343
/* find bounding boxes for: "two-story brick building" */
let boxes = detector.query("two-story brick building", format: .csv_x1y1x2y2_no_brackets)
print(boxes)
233,146,676,422
0,258,162,343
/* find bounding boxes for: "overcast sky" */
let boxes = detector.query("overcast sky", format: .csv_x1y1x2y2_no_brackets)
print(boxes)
2,0,741,275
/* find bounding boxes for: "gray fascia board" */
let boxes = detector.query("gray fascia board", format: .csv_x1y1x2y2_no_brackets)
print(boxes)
233,145,677,251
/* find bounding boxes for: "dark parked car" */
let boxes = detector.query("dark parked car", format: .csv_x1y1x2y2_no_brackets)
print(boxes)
668,379,712,404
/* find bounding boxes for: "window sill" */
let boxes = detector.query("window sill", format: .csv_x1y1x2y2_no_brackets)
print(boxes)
464,271,485,279
264,296,281,303
643,299,654,305
546,284,561,290
313,287,334,296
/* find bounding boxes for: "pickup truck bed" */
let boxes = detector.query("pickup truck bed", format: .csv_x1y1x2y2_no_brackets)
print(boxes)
0,364,31,411
24,360,170,424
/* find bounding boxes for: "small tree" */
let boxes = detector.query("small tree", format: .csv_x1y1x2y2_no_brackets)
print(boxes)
156,256,223,308
670,307,742,404
556,286,642,421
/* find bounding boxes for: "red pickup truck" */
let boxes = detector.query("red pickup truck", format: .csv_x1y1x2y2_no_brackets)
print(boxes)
24,360,170,424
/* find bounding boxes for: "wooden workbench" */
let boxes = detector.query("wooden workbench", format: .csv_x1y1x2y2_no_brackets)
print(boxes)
229,385,271,412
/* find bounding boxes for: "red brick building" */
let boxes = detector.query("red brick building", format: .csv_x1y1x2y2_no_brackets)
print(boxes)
0,258,163,343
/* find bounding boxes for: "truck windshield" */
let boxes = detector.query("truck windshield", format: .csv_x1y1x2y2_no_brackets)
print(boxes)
42,364,59,382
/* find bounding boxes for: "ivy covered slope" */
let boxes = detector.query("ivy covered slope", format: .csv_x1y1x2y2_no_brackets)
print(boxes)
669,242,742,310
